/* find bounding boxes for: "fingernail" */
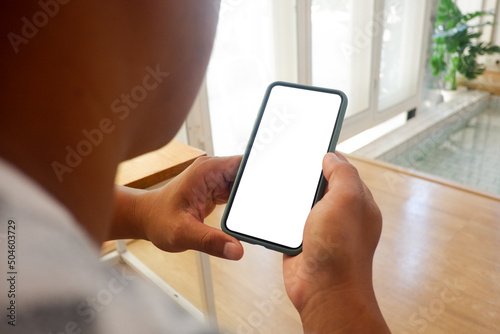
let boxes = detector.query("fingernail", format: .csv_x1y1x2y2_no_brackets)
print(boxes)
325,152,338,162
223,242,241,260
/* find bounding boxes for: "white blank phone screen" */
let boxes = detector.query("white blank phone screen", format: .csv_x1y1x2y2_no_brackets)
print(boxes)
225,85,342,249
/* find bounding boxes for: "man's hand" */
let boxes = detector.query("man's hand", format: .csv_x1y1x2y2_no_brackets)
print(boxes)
283,152,390,333
110,156,244,261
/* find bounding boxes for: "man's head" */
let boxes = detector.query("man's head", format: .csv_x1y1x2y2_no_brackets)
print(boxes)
0,1,220,238
1,0,219,164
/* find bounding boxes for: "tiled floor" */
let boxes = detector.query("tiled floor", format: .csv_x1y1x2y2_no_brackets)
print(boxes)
391,108,500,195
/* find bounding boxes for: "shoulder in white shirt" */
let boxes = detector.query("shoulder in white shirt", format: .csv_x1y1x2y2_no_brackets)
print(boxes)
0,159,216,334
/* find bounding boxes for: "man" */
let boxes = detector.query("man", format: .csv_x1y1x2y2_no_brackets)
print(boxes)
0,1,390,333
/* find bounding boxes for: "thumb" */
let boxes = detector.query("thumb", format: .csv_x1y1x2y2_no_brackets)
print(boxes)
182,221,244,260
322,152,341,181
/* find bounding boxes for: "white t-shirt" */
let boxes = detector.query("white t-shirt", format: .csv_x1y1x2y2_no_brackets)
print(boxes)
0,159,216,333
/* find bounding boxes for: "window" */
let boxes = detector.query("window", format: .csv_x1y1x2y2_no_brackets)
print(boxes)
378,0,427,111
190,0,432,155
311,0,374,118
205,0,297,156
310,0,429,139
456,0,498,43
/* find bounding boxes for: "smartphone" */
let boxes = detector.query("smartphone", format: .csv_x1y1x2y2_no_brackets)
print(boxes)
221,81,347,255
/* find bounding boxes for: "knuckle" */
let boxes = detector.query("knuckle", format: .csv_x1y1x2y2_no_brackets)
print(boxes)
200,231,218,253
195,156,210,164
365,200,382,225
166,224,186,250
340,185,364,204
190,156,210,169
338,161,360,178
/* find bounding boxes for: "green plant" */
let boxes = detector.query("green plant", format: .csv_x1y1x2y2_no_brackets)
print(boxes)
430,0,500,90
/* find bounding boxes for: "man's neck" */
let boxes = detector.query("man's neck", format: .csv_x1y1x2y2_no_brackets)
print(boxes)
0,122,122,244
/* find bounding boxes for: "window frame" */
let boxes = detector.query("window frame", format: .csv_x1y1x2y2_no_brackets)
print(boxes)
301,0,433,141
187,0,434,150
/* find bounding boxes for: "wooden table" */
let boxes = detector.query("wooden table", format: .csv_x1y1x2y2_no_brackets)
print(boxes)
109,144,500,333
349,154,500,334
115,140,205,188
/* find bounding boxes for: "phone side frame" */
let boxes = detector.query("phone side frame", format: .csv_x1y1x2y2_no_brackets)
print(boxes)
221,81,348,256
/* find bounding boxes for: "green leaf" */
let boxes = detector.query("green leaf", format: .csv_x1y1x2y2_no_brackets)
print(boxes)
430,0,500,88
462,11,492,23
485,45,500,53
